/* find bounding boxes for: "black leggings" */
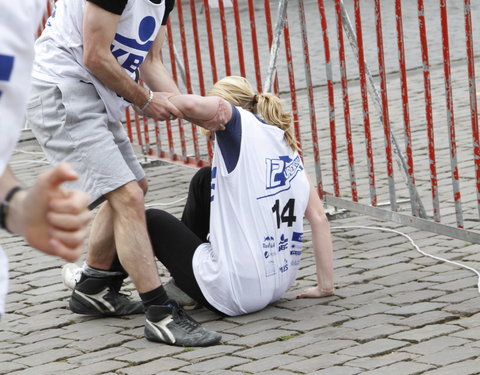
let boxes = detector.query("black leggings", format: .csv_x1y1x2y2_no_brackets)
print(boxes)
146,167,224,315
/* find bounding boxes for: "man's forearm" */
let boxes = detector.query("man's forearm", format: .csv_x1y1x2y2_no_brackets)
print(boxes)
0,167,21,200
139,60,180,94
86,51,150,109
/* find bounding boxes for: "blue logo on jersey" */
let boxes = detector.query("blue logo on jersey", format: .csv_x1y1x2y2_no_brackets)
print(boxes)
111,16,157,73
292,231,303,242
0,55,15,101
279,259,289,273
278,234,288,252
257,155,303,199
210,167,217,202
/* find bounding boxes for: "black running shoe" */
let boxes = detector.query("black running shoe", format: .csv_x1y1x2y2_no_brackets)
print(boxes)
70,275,144,316
145,301,221,347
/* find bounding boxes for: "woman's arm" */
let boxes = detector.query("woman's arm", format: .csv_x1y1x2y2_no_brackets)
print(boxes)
297,173,335,298
168,94,232,131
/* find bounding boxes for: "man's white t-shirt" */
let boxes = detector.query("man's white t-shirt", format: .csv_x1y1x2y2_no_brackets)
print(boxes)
32,0,166,122
0,0,46,315
193,107,310,316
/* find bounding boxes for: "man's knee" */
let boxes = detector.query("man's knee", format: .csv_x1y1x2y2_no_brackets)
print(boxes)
107,181,145,215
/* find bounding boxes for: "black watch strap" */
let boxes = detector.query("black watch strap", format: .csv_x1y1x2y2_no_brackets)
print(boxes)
0,186,25,232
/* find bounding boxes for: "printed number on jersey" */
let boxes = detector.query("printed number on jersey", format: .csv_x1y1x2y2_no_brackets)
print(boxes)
272,199,296,229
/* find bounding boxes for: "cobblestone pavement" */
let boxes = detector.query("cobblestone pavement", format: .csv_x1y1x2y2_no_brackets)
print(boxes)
3,1,480,374
1,138,480,375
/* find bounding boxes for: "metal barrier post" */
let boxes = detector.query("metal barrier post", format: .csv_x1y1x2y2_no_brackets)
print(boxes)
417,0,440,222
463,0,480,219
318,0,339,197
353,0,377,207
374,0,396,213
335,0,358,202
440,0,464,228
394,0,419,217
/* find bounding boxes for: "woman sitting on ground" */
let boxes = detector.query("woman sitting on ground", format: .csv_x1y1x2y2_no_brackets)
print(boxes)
146,76,335,316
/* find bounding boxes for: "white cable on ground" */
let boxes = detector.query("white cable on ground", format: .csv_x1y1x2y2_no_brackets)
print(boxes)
14,149,45,156
8,159,50,166
327,225,480,294
145,196,187,207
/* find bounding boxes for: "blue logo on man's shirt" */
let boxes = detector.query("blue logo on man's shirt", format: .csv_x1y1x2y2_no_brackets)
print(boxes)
111,16,157,73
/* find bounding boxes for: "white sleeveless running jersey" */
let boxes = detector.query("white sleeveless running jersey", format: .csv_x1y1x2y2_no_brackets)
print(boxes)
192,107,310,316
32,0,166,122
0,0,46,315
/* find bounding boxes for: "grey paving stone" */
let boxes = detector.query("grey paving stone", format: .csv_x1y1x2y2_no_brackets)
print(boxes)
310,365,362,375
336,324,406,343
335,302,393,319
55,360,127,375
289,339,357,356
449,312,480,328
222,318,288,336
387,302,448,316
60,321,123,340
174,344,240,362
226,328,299,347
337,339,408,357
182,355,249,373
389,324,463,343
361,361,435,375
117,357,190,375
0,362,26,375
341,313,400,329
345,352,419,370
441,296,480,316
8,362,75,375
400,336,471,355
68,346,133,365
281,314,349,331
378,290,445,306
422,359,480,375
429,277,479,293
415,345,479,367
234,354,302,373
450,326,480,340
68,333,133,352
13,348,80,367
371,270,435,287
121,345,184,364
281,353,354,372
10,338,75,356
11,328,66,344
397,310,460,328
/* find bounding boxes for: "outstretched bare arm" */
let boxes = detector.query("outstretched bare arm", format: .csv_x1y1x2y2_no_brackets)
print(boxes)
297,173,335,298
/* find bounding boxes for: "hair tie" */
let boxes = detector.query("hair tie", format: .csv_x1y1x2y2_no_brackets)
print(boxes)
252,94,259,105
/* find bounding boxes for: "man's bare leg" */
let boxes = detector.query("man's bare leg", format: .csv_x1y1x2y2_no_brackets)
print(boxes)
105,180,160,293
86,177,149,270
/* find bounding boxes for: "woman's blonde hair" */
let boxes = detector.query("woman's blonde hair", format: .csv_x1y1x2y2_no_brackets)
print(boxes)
207,76,299,152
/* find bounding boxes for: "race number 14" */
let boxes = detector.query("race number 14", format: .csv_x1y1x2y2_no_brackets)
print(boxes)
272,199,296,228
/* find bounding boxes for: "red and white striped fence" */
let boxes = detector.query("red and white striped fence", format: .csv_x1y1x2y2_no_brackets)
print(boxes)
38,0,480,244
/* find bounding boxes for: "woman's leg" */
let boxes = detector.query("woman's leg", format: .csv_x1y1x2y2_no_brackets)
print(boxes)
181,166,211,241
145,208,223,315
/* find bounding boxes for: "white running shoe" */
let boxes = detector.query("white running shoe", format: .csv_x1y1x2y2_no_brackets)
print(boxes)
62,263,83,290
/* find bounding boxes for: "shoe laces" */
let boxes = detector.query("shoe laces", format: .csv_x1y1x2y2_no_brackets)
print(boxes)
171,305,200,332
